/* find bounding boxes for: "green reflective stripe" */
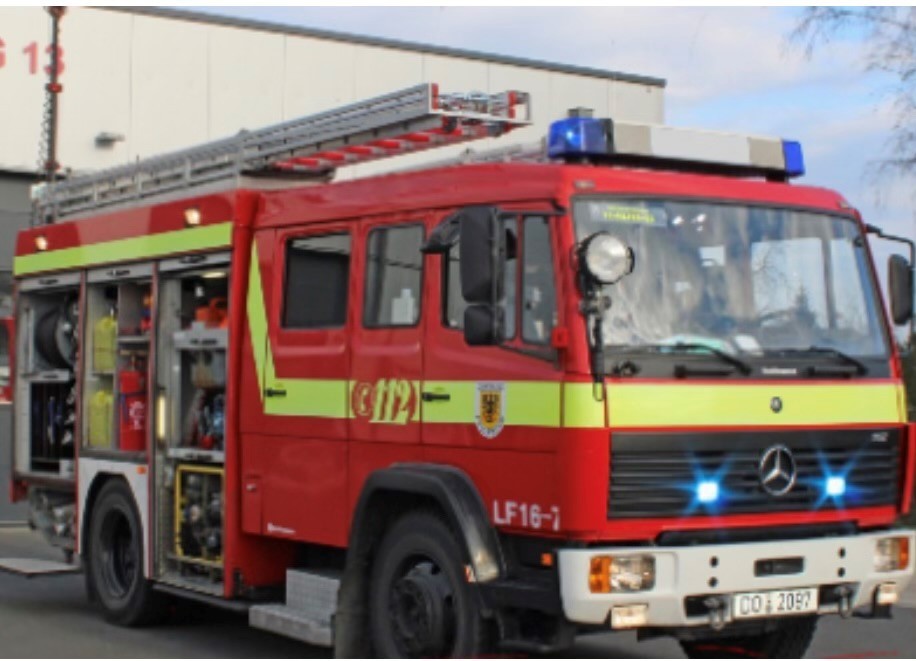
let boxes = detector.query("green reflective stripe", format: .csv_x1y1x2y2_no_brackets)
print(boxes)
14,223,233,276
605,382,903,427
246,243,270,400
563,382,606,428
422,380,561,426
247,242,350,419
265,378,350,418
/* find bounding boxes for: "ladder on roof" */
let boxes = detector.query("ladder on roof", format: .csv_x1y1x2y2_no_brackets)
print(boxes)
32,83,531,223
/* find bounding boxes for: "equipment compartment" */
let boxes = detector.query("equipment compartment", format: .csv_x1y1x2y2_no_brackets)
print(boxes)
81,274,152,454
15,281,81,478
153,258,229,592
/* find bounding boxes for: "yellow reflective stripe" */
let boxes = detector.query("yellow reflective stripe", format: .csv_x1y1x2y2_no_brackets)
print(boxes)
563,382,606,428
422,381,561,427
247,242,350,418
246,242,271,400
606,382,904,428
14,223,233,276
265,378,350,418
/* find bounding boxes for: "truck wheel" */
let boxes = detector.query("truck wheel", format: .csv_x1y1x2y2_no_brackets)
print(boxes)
681,616,817,658
87,480,165,626
369,511,491,658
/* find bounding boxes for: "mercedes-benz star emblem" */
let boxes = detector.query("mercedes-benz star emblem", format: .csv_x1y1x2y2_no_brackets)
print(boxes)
758,445,797,496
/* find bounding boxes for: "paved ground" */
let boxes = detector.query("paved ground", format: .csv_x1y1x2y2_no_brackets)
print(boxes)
0,526,914,658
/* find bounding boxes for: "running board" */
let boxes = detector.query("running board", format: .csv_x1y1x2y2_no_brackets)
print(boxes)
0,557,81,578
249,569,339,648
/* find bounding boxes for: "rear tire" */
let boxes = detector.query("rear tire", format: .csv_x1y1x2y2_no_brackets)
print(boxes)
369,511,491,658
681,616,817,658
86,480,166,626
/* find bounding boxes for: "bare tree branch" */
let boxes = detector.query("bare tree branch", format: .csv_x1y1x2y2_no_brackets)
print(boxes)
790,7,916,178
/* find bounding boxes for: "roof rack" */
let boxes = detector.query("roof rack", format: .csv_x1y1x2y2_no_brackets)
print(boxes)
32,83,530,223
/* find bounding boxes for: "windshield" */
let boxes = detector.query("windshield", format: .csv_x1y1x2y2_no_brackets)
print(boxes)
574,198,889,359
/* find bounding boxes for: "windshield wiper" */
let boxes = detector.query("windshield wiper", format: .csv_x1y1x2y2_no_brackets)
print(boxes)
767,346,868,376
612,342,752,377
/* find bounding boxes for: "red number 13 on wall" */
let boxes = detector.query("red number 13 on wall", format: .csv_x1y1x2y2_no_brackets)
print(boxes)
21,41,65,76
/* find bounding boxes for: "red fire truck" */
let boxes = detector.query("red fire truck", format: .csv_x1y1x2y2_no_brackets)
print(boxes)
4,83,915,658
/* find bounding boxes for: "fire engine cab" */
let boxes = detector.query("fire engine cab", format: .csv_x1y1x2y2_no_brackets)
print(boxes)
4,83,915,658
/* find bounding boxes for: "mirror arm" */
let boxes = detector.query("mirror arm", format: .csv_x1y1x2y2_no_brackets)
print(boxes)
868,224,915,338
866,224,916,266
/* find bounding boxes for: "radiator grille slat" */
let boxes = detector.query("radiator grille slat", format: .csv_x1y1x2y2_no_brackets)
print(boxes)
608,428,901,519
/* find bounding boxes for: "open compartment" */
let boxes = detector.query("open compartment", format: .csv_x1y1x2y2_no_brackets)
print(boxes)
82,265,153,455
14,275,81,479
152,253,230,591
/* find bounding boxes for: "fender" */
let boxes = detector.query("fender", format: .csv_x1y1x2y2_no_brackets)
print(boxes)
350,463,503,582
335,463,503,658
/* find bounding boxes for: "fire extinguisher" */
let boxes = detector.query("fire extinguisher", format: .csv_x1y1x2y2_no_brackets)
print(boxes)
119,362,147,452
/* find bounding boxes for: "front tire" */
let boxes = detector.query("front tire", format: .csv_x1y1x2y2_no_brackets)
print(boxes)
681,616,817,658
86,479,165,626
369,511,491,658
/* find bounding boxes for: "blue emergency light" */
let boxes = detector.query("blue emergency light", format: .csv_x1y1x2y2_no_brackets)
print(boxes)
546,114,805,179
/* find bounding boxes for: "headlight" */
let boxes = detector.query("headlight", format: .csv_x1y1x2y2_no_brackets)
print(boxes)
874,536,910,572
589,554,656,593
581,232,634,285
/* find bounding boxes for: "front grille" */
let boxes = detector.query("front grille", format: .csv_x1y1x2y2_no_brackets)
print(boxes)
608,428,901,519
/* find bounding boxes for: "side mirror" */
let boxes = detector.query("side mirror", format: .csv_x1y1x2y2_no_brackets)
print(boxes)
464,305,503,346
459,206,504,303
458,206,505,346
889,254,914,325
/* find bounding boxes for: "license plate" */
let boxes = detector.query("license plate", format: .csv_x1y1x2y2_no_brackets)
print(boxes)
732,587,819,620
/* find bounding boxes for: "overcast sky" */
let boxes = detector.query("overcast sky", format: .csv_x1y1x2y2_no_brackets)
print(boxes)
202,6,913,329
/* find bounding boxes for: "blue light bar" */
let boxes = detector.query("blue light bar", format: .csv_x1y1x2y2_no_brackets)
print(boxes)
782,140,805,178
696,480,720,504
825,476,846,497
547,117,608,159
546,114,805,180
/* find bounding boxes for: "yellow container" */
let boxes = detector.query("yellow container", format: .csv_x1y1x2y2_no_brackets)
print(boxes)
93,314,117,374
88,389,113,448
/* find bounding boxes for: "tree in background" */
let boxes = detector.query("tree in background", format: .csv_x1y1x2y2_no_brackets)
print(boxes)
792,8,916,177
793,9,916,424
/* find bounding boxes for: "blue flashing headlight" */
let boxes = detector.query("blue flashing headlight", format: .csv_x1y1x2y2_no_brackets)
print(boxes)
782,140,805,178
547,117,609,160
825,476,846,498
696,480,720,504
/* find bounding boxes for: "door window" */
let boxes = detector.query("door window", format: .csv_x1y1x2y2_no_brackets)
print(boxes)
522,216,558,344
364,225,424,327
283,233,351,329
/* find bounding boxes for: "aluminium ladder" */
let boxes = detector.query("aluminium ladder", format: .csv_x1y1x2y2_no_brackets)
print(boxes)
32,83,531,223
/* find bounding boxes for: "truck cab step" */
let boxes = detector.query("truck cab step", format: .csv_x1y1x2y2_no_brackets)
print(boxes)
0,557,80,578
248,569,339,648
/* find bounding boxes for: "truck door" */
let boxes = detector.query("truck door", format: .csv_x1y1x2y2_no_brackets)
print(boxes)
349,216,425,452
422,212,565,530
240,224,352,547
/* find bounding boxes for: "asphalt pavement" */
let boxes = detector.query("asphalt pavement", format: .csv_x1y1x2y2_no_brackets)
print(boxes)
0,526,914,658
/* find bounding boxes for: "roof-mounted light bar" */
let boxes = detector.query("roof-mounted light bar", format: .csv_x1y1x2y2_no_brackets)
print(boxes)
547,113,805,180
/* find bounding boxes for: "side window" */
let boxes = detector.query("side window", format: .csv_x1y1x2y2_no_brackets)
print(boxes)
364,224,424,327
443,218,517,339
283,233,351,329
522,216,558,344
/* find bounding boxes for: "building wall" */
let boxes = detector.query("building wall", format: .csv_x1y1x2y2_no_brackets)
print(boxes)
0,7,664,179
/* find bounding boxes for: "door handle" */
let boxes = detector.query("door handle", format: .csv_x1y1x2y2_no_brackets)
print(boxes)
421,391,451,403
264,387,287,398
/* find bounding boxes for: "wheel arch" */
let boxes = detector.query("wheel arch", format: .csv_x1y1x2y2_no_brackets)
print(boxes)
334,463,504,657
80,472,123,556
77,459,151,580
